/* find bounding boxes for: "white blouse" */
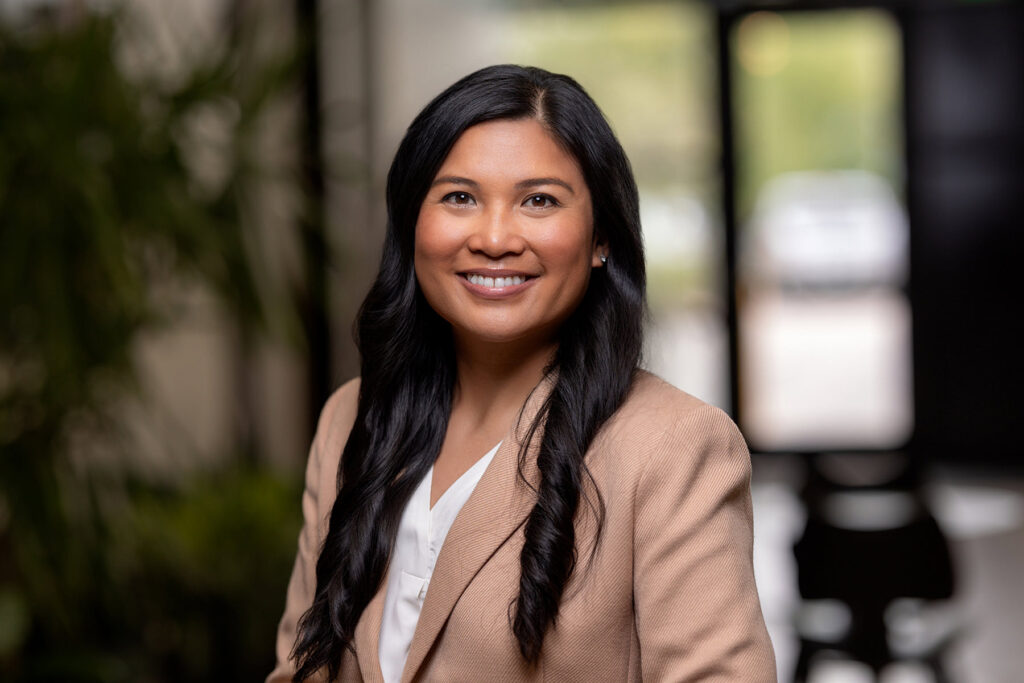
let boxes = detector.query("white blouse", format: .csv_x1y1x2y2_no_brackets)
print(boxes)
378,442,501,683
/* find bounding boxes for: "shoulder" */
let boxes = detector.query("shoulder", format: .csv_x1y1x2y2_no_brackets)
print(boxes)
594,370,749,483
620,370,712,417
309,377,361,482
317,376,361,440
611,369,743,447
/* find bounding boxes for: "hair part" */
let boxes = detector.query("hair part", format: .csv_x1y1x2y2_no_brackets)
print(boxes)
291,65,645,681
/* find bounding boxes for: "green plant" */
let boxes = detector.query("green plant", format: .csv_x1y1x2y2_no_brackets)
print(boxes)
0,8,305,681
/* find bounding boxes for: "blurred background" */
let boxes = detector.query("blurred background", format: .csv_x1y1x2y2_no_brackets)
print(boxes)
0,0,1020,681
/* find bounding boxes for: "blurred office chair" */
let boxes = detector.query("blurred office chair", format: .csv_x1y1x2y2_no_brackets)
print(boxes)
792,454,956,682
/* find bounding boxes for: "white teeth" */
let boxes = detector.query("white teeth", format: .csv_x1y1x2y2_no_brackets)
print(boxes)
466,274,527,287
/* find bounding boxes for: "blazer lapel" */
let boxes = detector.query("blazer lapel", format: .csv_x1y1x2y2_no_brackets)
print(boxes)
353,576,387,682
400,377,552,682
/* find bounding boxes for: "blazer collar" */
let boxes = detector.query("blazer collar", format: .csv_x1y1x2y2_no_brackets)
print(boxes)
351,373,553,683
354,580,387,682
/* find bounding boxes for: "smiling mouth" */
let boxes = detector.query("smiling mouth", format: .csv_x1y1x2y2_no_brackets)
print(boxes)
462,273,531,288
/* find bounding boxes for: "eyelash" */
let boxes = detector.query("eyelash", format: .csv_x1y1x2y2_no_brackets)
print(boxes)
442,191,475,206
439,192,560,209
524,193,559,209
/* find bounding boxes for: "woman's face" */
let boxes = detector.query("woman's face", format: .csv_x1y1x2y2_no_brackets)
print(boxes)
414,118,603,351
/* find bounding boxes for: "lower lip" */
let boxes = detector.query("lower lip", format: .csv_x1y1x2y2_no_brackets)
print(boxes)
459,275,536,299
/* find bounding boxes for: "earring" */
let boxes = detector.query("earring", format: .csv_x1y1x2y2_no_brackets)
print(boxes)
600,254,608,264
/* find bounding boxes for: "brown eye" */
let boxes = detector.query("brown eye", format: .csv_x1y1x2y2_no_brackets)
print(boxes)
443,191,475,206
525,194,558,209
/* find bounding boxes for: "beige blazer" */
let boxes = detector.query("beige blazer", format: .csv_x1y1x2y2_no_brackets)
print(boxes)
267,371,776,682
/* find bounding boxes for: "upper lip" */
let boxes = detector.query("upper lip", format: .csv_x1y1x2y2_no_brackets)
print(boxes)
459,269,536,278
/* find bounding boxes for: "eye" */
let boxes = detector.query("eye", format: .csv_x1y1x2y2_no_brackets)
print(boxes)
524,194,559,209
442,191,475,207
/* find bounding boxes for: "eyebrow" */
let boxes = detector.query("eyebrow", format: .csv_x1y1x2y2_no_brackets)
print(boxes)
515,177,576,195
430,175,576,195
431,176,479,189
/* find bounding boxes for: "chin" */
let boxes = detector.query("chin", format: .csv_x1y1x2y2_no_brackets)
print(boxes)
465,329,530,344
453,321,559,348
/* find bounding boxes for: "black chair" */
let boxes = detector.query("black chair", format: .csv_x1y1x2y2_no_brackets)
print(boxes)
792,454,956,682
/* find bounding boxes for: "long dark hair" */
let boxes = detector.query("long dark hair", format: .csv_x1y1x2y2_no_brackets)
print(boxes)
292,65,645,681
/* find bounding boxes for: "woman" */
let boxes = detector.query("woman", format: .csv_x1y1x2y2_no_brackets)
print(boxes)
268,65,775,682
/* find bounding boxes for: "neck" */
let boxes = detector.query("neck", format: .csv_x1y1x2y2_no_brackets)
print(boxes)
451,335,555,428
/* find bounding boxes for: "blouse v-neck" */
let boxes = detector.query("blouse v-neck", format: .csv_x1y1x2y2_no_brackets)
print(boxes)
378,441,502,683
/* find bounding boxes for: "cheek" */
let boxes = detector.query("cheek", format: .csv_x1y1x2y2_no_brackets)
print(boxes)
536,218,595,272
414,211,458,272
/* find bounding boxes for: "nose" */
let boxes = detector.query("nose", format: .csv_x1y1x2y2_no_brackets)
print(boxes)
465,205,526,259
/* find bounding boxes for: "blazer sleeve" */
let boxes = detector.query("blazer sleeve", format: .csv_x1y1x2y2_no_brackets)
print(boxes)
632,403,777,682
266,381,357,683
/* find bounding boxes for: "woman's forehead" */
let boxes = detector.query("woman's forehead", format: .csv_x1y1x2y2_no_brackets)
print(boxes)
434,119,586,188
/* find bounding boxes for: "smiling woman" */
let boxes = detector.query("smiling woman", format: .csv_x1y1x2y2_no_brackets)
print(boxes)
415,118,602,350
267,65,776,683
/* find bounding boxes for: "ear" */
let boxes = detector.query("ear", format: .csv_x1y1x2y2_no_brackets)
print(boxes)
591,227,608,267
591,239,608,268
